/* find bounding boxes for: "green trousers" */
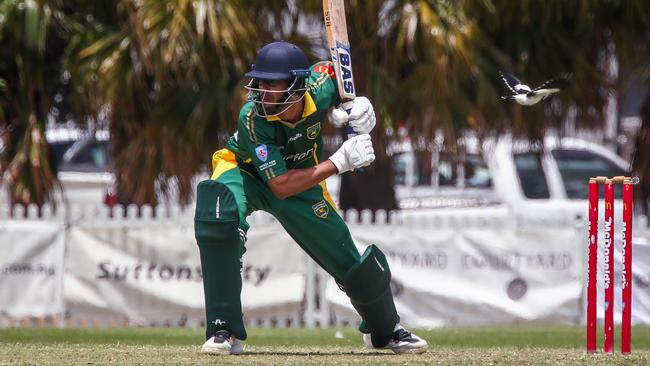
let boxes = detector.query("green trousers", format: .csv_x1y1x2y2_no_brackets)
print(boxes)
195,149,362,340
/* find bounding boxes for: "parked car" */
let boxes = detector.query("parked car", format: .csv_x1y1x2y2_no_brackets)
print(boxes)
45,127,115,205
45,127,208,207
384,134,631,211
382,133,649,246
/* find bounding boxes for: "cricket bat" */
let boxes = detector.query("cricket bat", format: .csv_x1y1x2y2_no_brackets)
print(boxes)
323,0,356,138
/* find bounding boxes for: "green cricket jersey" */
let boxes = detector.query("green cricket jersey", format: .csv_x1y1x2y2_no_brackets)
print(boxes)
225,62,338,182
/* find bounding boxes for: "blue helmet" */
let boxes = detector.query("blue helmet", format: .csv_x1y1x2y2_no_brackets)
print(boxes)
245,41,311,80
245,41,311,118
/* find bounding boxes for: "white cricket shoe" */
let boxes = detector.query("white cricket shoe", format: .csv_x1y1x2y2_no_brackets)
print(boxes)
363,325,428,354
200,330,244,355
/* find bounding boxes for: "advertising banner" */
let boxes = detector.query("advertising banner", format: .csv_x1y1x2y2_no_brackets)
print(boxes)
327,224,584,327
0,220,65,319
63,217,306,326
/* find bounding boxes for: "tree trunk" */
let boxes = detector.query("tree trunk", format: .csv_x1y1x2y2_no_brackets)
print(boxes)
632,97,650,215
339,126,398,215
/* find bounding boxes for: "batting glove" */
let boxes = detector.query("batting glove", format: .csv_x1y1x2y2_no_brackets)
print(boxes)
328,134,375,174
327,105,349,128
348,97,376,134
327,97,376,135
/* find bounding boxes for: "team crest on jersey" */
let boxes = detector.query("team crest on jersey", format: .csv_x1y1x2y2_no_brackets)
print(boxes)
312,200,329,219
307,122,321,140
255,144,268,162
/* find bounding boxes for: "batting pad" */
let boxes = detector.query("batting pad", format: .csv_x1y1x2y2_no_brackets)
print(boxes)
194,180,247,340
343,244,400,347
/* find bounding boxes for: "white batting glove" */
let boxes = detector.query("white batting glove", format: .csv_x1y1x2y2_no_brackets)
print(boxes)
348,97,376,134
327,97,376,134
327,106,349,128
328,134,375,174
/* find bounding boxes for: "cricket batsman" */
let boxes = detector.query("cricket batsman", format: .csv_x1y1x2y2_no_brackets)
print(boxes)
195,41,428,355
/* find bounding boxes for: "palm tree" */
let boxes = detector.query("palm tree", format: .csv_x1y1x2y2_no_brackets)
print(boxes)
633,97,650,215
0,0,64,208
65,0,265,206
380,0,495,189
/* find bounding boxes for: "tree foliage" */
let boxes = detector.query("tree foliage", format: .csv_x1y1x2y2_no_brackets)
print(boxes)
1,0,649,210
0,0,64,206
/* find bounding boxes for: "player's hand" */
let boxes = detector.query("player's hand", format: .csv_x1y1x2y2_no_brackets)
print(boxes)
348,97,376,134
327,97,376,134
328,134,375,174
327,106,349,128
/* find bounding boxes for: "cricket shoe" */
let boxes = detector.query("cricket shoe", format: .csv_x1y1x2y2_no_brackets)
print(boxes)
200,330,244,355
363,325,428,354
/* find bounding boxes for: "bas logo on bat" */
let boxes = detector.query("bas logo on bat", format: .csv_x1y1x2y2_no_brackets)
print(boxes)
335,42,354,94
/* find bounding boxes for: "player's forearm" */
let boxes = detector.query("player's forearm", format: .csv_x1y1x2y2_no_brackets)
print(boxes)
268,160,338,199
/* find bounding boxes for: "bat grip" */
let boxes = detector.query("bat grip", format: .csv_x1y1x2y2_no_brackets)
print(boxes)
340,100,357,139
340,100,365,172
346,125,356,139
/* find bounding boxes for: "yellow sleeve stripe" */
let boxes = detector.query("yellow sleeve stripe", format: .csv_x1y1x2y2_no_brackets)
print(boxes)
308,72,329,91
319,181,338,212
312,143,319,164
245,108,257,143
262,168,278,181
312,142,338,211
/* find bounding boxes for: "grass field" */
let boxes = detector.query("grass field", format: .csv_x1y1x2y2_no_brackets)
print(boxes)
1,325,649,365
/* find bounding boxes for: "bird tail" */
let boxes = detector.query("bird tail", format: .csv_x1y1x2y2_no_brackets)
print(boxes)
501,95,514,100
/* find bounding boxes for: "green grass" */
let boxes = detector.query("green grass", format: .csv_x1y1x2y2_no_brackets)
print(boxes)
1,325,649,365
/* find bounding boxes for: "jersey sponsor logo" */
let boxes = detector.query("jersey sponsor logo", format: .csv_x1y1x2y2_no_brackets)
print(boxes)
312,200,329,218
288,132,303,143
307,122,321,140
255,144,268,162
284,147,314,163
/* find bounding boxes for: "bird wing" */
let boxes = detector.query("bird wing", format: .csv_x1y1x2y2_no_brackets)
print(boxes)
531,74,572,92
499,71,526,94
527,88,560,99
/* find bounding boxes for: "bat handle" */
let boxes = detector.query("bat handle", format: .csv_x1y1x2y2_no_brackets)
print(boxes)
339,99,365,172
340,100,357,139
346,126,356,139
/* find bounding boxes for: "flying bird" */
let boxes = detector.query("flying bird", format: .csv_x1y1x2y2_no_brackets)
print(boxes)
499,71,571,106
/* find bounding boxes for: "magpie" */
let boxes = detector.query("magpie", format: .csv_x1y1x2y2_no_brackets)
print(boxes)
500,71,571,106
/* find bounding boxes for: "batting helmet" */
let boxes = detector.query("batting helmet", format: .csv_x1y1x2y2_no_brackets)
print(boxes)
245,41,311,117
245,41,310,80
